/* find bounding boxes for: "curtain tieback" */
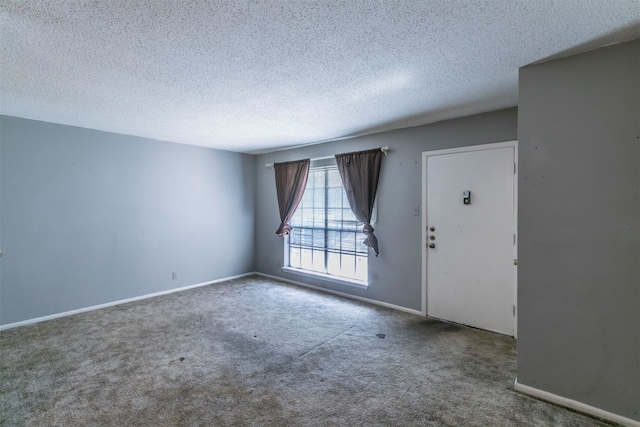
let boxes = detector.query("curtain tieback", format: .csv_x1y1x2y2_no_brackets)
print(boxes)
362,223,375,235
276,222,292,236
362,223,379,257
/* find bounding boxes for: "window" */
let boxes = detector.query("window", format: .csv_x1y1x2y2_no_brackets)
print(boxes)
285,161,368,284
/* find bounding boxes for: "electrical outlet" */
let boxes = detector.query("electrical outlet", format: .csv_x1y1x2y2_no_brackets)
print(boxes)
172,272,177,280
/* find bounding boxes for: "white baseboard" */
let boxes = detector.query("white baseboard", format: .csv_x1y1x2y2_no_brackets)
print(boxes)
514,379,640,427
0,272,255,331
255,272,423,317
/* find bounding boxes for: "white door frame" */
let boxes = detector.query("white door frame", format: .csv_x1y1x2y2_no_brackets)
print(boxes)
421,140,518,337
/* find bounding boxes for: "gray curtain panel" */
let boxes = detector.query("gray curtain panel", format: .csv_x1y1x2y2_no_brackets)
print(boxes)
335,148,382,256
274,159,310,236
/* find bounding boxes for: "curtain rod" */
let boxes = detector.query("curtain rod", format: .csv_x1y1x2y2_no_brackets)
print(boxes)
266,146,389,168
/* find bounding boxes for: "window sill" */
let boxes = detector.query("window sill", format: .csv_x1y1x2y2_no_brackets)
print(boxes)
281,267,369,289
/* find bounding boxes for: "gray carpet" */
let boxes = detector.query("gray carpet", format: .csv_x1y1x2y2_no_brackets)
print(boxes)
1,275,613,426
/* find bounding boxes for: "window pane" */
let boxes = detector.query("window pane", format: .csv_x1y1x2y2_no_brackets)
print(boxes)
299,229,313,247
289,247,301,268
341,190,351,208
343,220,358,232
341,253,356,279
301,188,313,206
313,170,324,188
341,231,356,252
313,229,324,247
327,208,342,229
313,208,325,228
327,230,341,250
327,188,342,207
313,190,325,209
306,208,318,227
290,208,302,226
312,250,325,273
327,169,342,187
327,252,341,276
289,229,299,245
296,208,306,227
355,256,367,281
300,249,313,270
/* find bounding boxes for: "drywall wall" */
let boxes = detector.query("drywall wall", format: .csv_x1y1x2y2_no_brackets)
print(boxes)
0,116,256,325
255,108,517,312
518,40,639,420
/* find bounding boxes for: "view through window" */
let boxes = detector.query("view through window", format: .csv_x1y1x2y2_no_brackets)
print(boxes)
287,164,368,282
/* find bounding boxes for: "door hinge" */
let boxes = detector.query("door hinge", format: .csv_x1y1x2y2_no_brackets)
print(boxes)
513,305,516,316
514,162,517,174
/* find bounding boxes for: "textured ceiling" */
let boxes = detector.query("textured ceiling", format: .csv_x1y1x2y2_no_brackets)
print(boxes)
1,1,639,153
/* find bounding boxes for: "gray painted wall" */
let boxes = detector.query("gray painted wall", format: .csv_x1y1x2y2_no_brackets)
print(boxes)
0,116,256,325
255,108,517,311
518,40,639,420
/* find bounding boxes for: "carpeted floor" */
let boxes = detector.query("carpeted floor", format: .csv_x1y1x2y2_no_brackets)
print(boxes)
1,275,613,426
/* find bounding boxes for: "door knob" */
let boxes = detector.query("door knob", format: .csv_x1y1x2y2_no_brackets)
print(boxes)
429,226,436,232
429,235,436,240
428,243,436,248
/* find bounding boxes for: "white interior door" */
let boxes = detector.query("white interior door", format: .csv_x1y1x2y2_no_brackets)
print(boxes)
425,143,516,336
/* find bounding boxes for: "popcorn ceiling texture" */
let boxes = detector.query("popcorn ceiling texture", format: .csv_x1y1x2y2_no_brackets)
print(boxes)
1,1,639,153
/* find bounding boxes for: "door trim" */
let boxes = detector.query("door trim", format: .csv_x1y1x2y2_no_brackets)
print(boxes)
421,140,518,337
